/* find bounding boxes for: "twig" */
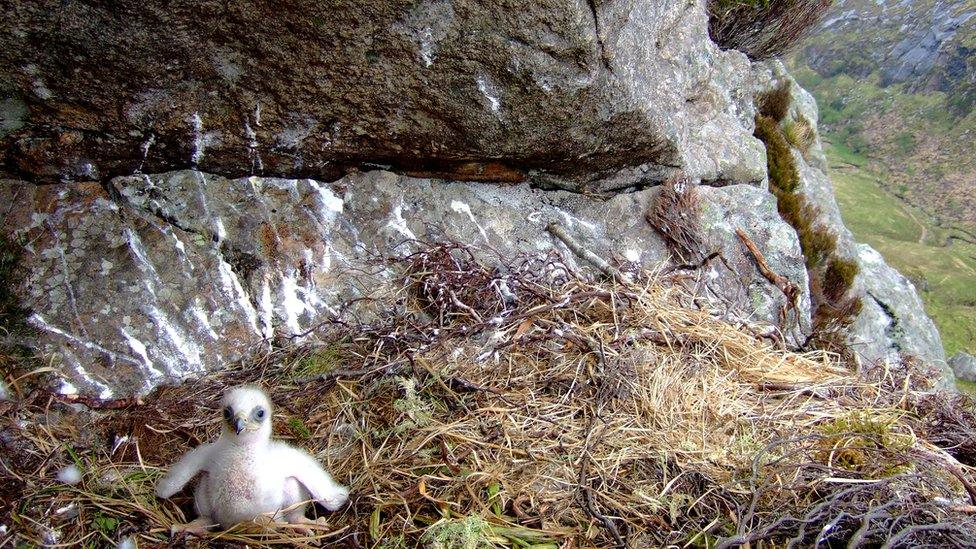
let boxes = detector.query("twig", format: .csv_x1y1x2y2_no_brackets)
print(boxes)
577,452,625,548
51,393,143,409
546,223,631,284
735,228,800,318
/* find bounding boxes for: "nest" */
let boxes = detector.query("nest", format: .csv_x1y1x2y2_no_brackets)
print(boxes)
3,243,976,548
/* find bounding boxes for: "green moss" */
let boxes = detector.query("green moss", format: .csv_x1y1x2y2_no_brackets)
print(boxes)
754,106,863,349
757,81,792,122
422,515,493,549
784,114,816,153
291,344,345,379
772,188,836,269
798,224,837,270
393,377,434,433
755,115,800,193
823,257,859,302
287,417,312,440
816,411,914,478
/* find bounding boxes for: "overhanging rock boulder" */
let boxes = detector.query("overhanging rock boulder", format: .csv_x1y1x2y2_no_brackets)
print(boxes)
0,2,955,396
1,0,764,190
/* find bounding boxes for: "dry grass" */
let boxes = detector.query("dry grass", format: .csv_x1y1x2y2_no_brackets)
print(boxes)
646,175,706,263
3,243,976,547
707,0,834,60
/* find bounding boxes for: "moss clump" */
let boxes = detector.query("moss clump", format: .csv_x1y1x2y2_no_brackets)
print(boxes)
291,344,345,379
816,411,914,478
784,114,816,153
823,257,860,302
756,115,800,193
757,81,792,122
772,189,837,269
392,377,435,432
797,220,837,270
754,107,862,354
422,515,493,549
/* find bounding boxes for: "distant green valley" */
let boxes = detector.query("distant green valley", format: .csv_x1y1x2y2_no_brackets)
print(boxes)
788,0,975,357
793,66,976,231
824,141,976,356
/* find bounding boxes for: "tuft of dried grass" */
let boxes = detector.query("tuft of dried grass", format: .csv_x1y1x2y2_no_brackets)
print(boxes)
707,0,834,61
646,175,707,264
3,243,975,548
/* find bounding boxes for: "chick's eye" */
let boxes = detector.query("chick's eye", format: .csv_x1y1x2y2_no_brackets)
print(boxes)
254,407,265,420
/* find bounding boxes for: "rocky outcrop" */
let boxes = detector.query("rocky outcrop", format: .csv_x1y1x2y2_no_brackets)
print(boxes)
0,1,954,396
753,61,949,374
1,170,810,397
0,0,764,190
800,0,975,115
950,352,976,383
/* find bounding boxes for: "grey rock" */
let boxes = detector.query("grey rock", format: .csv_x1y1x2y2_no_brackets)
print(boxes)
753,61,949,377
0,0,764,190
801,0,975,113
1,169,811,397
848,244,947,373
949,352,976,383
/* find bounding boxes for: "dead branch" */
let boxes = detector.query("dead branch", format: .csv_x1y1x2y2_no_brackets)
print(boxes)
546,223,631,284
736,227,800,320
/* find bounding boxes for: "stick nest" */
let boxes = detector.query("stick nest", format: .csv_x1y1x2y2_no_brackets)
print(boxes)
3,243,976,548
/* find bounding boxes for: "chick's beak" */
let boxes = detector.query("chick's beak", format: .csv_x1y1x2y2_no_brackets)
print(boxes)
233,415,247,435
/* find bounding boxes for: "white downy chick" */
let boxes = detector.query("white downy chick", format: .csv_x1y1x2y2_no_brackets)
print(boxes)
155,385,349,532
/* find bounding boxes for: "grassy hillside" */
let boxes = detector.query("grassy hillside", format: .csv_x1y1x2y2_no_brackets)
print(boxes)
793,66,976,231
825,141,976,357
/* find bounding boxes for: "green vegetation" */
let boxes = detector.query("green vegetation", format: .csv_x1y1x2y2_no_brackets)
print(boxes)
757,81,792,122
755,115,799,192
753,89,860,339
784,114,816,154
823,257,860,302
825,141,976,357
816,410,914,477
290,343,345,379
791,65,976,230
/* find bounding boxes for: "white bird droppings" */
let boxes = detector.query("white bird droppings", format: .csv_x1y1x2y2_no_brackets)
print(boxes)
385,202,416,240
450,200,490,242
190,112,205,165
476,75,502,117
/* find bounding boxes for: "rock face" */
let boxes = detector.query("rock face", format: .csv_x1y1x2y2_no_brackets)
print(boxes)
0,1,953,396
1,170,809,397
950,352,976,383
753,61,949,373
0,0,764,190
800,0,975,114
